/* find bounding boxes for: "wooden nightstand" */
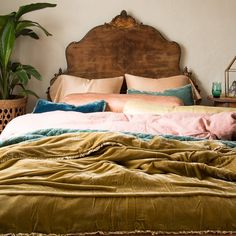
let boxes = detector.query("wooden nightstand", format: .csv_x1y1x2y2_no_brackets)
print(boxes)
207,95,236,108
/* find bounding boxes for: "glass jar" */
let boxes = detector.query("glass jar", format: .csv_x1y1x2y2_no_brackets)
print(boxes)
212,82,222,98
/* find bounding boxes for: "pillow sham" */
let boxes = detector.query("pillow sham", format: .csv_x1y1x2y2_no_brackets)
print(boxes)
125,74,189,91
127,84,194,105
33,99,106,113
62,93,184,113
49,74,124,102
124,100,236,115
125,73,201,104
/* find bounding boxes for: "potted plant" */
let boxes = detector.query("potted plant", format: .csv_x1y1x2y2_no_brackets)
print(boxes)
0,2,56,131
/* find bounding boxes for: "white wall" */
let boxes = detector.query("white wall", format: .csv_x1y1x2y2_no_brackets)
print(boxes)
1,0,236,111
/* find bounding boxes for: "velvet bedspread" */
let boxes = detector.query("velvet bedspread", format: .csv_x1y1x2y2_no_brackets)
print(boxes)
1,131,236,234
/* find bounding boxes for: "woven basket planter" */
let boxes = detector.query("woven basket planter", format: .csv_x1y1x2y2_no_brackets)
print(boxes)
0,96,27,133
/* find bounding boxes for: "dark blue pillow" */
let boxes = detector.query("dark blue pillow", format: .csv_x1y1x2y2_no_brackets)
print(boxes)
33,99,106,113
127,84,194,105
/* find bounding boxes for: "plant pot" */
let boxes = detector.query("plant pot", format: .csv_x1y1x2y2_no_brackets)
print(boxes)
0,96,27,133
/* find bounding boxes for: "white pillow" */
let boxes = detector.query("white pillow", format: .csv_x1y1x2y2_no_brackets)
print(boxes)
49,74,124,102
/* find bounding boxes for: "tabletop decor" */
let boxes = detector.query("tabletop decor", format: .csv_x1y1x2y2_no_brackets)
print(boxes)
211,82,222,98
225,56,236,97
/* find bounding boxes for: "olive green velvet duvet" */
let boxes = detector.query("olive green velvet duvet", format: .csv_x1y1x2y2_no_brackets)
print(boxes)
1,131,236,235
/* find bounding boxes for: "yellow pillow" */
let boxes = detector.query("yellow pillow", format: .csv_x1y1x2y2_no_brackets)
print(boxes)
123,100,236,114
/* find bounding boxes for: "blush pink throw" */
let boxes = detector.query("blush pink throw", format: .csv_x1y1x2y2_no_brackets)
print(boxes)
1,111,236,141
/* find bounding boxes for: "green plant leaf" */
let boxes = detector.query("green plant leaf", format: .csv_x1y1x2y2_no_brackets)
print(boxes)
10,74,19,90
18,84,39,98
10,63,42,88
22,65,42,80
14,69,29,85
0,3,56,99
16,20,52,37
0,17,15,69
10,62,21,71
15,28,39,39
22,89,39,98
15,3,56,20
0,15,10,34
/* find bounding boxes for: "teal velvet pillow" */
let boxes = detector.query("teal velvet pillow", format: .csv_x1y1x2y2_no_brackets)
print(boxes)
127,84,194,105
33,99,106,113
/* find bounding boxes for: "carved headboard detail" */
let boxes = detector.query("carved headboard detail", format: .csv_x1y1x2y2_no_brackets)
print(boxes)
49,10,198,96
66,10,181,78
109,10,140,28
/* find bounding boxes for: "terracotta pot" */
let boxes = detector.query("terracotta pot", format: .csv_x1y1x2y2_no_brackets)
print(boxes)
0,96,27,133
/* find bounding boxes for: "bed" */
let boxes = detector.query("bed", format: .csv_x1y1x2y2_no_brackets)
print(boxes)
1,10,236,236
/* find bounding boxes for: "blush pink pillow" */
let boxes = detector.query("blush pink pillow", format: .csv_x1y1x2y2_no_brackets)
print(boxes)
49,75,124,102
125,74,189,91
62,93,184,113
125,74,201,103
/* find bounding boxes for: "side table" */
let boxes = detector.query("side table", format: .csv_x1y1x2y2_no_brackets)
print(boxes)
207,95,236,108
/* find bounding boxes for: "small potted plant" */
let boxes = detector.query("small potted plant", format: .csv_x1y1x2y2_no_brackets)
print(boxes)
0,2,56,131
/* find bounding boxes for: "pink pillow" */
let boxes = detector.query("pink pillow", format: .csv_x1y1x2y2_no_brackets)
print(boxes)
49,75,124,102
125,74,189,91
62,93,184,113
125,74,201,103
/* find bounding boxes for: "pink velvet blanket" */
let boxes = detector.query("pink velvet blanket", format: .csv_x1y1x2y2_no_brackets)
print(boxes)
1,111,236,141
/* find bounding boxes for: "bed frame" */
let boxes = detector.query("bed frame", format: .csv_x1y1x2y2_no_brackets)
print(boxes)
16,11,236,236
48,10,199,97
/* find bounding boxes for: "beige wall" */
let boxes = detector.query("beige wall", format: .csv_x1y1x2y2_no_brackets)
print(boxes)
1,0,236,111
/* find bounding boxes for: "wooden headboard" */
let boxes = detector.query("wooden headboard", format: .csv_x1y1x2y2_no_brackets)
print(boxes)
49,10,196,95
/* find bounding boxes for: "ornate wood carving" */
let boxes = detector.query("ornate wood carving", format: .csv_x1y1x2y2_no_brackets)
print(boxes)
108,10,140,28
183,67,200,95
47,68,64,100
49,10,200,95
65,10,181,85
